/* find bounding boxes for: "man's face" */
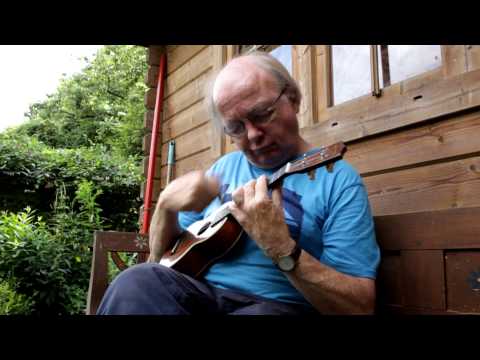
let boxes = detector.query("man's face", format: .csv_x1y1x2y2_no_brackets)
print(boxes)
214,62,301,169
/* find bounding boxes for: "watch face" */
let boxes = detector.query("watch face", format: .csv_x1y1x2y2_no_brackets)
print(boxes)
278,256,295,271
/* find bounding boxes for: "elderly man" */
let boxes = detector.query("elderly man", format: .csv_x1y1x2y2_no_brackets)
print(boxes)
97,51,380,315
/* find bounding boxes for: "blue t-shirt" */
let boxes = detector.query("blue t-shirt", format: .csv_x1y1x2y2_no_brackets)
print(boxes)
178,149,380,307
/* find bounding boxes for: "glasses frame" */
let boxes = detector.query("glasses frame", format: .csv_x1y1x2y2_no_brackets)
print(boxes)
223,85,288,138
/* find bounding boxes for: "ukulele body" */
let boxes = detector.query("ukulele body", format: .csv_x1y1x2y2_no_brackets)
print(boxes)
159,213,243,278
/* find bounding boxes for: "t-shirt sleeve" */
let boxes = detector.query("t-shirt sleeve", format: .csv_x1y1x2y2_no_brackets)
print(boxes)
178,210,204,231
320,167,380,279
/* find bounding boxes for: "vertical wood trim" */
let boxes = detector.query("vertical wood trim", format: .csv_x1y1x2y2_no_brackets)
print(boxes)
370,45,382,97
292,45,315,128
442,45,467,78
210,45,227,160
310,46,319,124
226,45,239,61
466,45,480,72
325,45,333,108
315,45,332,122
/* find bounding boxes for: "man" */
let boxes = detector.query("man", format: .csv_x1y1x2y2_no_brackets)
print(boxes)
97,51,380,315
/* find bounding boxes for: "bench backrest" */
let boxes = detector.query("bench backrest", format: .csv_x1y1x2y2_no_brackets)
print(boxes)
86,207,480,315
375,207,480,314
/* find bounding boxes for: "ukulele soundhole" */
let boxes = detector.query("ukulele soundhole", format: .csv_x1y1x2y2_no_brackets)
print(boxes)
197,221,211,235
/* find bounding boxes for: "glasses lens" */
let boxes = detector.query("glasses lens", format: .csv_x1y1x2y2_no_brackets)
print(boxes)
224,121,245,137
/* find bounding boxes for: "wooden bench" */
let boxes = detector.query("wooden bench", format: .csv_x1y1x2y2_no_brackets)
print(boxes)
86,207,480,315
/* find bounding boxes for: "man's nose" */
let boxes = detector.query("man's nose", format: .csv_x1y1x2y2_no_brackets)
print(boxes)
244,120,264,142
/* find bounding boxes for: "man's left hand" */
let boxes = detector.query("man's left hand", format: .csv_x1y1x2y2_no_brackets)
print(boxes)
228,175,296,258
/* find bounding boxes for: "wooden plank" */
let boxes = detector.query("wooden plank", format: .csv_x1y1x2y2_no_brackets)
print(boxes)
400,67,443,94
163,70,211,120
382,305,469,315
374,207,480,250
141,179,161,204
145,64,159,88
467,45,480,72
210,45,227,161
97,231,149,253
142,132,162,156
162,100,209,142
86,231,109,315
143,109,158,133
165,46,213,98
160,122,212,165
314,45,332,120
365,156,480,216
147,46,165,66
142,155,161,180
376,253,404,309
445,251,480,313
442,45,467,78
159,149,214,189
345,110,480,176
144,87,157,110
401,250,446,310
226,45,238,62
301,68,480,146
167,45,208,75
292,45,316,128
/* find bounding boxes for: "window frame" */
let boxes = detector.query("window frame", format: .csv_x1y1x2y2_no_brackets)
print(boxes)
297,45,480,147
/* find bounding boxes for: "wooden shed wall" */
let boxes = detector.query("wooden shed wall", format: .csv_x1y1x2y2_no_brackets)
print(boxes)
141,45,480,313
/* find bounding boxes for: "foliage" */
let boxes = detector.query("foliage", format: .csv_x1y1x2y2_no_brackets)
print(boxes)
16,45,148,158
0,180,105,315
0,280,34,315
0,131,143,231
0,45,149,314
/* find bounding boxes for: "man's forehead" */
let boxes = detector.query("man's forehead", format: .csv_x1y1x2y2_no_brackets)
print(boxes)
213,58,274,108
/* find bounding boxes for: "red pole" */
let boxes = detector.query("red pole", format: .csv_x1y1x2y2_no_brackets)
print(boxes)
141,50,167,236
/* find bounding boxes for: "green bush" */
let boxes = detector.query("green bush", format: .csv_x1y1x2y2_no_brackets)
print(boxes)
0,280,34,315
0,45,148,314
0,131,143,232
0,181,104,315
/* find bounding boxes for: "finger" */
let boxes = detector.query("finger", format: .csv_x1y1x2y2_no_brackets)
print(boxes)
232,187,245,207
228,202,247,225
255,175,269,201
271,186,283,208
243,179,256,203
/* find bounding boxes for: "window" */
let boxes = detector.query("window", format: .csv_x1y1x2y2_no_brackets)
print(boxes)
238,45,293,75
378,45,442,87
332,45,372,105
330,45,442,106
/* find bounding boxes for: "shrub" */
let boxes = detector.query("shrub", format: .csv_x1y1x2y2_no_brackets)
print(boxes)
0,280,34,315
0,131,143,232
0,181,105,315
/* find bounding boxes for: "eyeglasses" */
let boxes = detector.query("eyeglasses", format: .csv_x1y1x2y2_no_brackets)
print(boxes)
223,85,287,138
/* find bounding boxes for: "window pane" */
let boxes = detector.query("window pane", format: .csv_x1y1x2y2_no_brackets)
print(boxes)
381,45,441,86
332,45,371,105
270,45,292,75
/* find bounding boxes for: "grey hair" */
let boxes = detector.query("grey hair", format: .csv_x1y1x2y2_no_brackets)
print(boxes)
204,50,302,133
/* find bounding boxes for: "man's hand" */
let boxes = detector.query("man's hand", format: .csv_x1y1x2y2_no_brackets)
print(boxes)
228,175,295,258
148,170,220,262
158,170,220,212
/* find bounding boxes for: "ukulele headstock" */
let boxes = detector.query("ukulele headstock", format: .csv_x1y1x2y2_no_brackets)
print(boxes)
286,142,346,175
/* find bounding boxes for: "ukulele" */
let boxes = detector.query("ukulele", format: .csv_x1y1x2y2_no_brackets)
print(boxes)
159,142,347,278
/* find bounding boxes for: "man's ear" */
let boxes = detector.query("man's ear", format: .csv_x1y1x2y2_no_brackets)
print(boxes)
286,90,301,113
291,96,301,113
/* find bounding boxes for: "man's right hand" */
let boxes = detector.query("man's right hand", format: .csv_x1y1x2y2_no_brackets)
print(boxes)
157,170,220,213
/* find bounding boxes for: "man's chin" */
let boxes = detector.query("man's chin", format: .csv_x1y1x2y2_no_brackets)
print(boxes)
246,153,286,169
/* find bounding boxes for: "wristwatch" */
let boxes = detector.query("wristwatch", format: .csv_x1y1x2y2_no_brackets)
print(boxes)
274,243,302,272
